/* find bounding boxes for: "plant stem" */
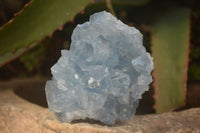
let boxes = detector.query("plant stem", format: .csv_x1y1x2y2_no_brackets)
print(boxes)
105,0,116,17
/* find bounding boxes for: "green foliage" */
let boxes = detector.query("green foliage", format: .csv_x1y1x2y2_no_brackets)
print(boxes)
151,8,190,113
0,0,194,113
188,45,200,80
188,64,200,81
190,45,200,59
0,0,91,67
19,42,46,73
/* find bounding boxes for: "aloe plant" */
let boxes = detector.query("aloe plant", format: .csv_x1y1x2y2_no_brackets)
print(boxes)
151,7,190,113
0,0,192,113
0,0,91,67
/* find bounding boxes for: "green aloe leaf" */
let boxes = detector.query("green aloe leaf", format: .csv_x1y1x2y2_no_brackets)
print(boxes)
151,7,190,113
0,0,91,67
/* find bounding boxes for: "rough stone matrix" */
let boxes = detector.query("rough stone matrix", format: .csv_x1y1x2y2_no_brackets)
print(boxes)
45,11,153,124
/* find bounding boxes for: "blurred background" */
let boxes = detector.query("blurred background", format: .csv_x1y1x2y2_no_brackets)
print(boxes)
0,0,199,115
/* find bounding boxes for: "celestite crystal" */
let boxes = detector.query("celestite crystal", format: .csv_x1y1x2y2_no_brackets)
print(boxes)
45,11,153,124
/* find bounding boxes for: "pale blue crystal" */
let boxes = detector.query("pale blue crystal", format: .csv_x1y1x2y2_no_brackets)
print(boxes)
45,11,153,124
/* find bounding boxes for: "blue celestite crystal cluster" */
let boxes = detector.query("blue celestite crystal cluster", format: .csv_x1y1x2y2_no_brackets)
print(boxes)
45,11,153,124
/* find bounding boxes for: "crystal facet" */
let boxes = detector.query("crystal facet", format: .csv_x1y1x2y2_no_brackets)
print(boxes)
45,11,154,124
